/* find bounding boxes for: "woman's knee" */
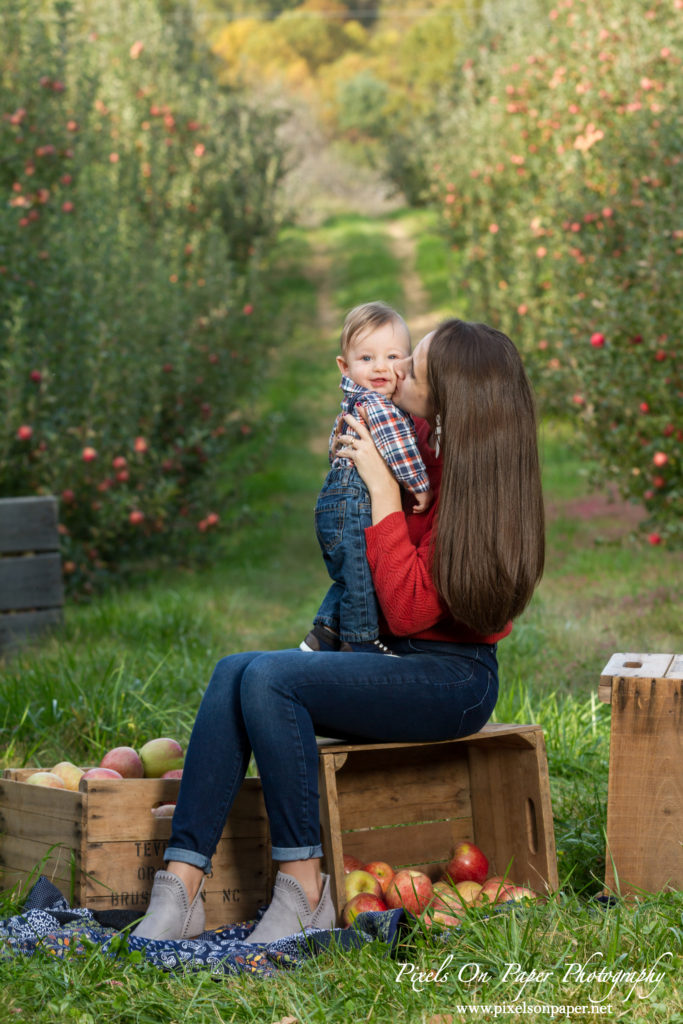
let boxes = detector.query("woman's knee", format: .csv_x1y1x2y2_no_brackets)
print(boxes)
240,652,299,718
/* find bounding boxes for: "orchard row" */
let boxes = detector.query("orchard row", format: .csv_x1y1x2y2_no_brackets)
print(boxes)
0,0,286,590
422,0,681,542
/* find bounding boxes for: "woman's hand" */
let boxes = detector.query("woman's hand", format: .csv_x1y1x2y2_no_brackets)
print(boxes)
337,413,402,524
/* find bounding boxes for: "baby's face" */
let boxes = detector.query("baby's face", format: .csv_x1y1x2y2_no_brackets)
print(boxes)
336,320,411,398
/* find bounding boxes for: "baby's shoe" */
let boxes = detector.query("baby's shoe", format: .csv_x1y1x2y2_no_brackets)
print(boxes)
339,638,398,656
245,871,336,944
299,624,340,653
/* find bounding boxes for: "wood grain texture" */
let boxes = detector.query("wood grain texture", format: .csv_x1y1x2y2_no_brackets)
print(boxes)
318,725,558,916
0,496,60,554
0,772,272,926
603,673,682,894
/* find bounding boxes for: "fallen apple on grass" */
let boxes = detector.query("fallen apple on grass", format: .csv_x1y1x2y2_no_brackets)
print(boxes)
345,869,383,903
444,842,489,885
363,860,394,895
343,854,364,875
342,891,388,926
385,869,433,915
453,879,483,905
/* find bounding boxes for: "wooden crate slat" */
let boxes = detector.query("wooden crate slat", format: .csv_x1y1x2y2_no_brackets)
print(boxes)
84,881,267,929
0,553,64,612
467,731,559,890
83,777,267,842
340,819,472,878
318,722,539,755
0,608,63,649
600,652,674,681
664,655,683,679
604,676,682,893
0,833,79,883
81,836,270,927
333,746,472,830
0,496,59,554
0,778,82,822
0,804,82,846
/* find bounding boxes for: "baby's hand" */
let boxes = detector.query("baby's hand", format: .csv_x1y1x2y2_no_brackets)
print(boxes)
412,487,433,514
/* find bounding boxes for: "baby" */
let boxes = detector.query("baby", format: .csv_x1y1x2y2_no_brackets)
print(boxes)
300,301,431,656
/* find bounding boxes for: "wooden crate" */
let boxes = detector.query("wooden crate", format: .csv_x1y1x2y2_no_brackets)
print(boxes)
0,496,64,654
599,652,683,896
318,722,559,916
0,771,272,929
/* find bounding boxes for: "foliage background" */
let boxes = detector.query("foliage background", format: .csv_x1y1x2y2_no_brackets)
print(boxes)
0,0,286,589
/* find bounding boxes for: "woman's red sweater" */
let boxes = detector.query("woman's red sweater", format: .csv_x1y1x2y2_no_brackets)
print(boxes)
364,418,513,644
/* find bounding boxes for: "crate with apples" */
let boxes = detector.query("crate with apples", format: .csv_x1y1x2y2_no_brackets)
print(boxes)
340,843,542,929
318,723,559,921
0,738,272,929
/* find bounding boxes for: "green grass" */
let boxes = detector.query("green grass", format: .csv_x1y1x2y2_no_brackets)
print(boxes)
1,211,681,1024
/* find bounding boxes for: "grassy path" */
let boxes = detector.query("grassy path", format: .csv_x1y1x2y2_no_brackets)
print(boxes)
1,210,681,1024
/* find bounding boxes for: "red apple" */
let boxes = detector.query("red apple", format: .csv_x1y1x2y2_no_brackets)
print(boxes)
344,870,382,903
363,860,394,895
444,842,489,885
341,892,388,926
343,854,364,875
496,883,541,903
26,771,65,789
477,875,508,905
100,746,144,779
81,767,124,781
385,869,433,915
161,768,183,780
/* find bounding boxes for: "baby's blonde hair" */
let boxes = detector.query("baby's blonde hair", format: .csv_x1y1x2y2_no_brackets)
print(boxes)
340,301,409,358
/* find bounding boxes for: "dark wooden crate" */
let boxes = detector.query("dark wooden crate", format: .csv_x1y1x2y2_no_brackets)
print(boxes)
0,496,64,653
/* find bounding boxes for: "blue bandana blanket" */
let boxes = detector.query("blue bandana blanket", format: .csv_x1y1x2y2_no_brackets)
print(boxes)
0,877,406,976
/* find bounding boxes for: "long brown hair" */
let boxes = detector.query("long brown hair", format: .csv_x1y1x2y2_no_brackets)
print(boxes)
427,319,545,634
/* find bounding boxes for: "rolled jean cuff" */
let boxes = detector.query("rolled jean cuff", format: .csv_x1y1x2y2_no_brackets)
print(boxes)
164,846,212,873
271,843,323,861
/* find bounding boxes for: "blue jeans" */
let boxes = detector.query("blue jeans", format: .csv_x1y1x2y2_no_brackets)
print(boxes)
165,640,498,869
313,465,378,642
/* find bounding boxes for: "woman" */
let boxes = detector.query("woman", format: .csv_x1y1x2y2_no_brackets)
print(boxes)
132,319,545,943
